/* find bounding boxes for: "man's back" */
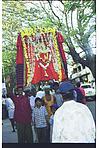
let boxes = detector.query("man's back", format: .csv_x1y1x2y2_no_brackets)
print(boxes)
52,100,95,143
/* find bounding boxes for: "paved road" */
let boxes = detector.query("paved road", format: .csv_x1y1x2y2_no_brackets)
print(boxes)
86,100,96,123
2,119,18,143
2,119,37,143
2,100,96,143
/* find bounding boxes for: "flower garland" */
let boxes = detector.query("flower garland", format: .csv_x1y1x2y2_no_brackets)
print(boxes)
21,29,35,85
36,51,52,70
20,27,63,85
51,29,62,81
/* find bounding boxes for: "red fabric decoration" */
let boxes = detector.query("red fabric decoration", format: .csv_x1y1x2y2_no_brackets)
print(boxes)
57,32,66,62
16,33,24,64
16,31,68,86
16,33,24,88
56,32,68,79
31,52,59,84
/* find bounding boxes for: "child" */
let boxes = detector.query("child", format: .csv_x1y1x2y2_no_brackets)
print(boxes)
32,97,49,143
50,104,58,142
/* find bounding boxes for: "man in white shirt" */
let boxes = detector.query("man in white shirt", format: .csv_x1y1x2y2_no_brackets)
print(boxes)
29,89,36,110
5,95,15,132
53,82,63,107
52,81,95,143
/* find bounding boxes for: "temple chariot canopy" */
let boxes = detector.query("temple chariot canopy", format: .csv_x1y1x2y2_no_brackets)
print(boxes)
16,27,68,88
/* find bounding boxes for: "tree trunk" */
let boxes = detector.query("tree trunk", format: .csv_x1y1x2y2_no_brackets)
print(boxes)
86,54,96,80
67,44,96,80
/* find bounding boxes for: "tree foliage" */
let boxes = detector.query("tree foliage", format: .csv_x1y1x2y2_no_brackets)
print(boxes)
2,0,96,91
46,0,96,78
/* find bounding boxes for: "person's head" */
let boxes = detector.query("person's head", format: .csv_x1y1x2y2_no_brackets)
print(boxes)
61,90,74,101
23,86,31,96
6,94,10,98
45,81,49,85
45,88,50,95
38,87,42,91
53,82,59,92
35,97,42,108
31,88,36,97
14,87,18,95
50,104,58,114
15,90,18,95
2,94,6,98
57,81,75,101
17,87,23,95
76,82,81,88
25,90,31,97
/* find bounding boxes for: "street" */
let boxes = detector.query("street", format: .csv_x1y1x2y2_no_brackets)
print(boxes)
2,100,96,143
2,119,18,143
2,119,37,143
86,100,96,123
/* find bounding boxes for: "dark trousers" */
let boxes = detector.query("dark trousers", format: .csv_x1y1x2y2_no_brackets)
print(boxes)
36,127,47,143
16,123,33,143
9,119,15,131
46,124,50,143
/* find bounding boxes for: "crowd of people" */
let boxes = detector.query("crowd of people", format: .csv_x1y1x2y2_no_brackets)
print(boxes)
2,80,95,143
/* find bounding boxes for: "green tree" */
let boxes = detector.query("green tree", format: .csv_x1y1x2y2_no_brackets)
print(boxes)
2,0,96,89
45,0,96,79
2,1,52,91
2,50,16,93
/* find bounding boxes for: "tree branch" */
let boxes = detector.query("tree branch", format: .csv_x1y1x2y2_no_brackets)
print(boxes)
39,1,57,25
65,40,87,66
64,11,74,48
84,25,95,40
59,0,64,5
70,10,87,53
51,3,64,14
47,0,62,26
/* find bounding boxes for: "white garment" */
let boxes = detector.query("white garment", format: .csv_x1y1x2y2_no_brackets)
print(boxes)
52,100,95,143
32,106,48,128
29,96,36,110
5,98,15,119
36,91,45,99
8,109,15,119
2,98,6,105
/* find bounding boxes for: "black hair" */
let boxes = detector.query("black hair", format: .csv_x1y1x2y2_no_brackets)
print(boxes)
35,97,42,103
38,87,42,91
6,94,10,98
62,90,74,101
76,82,81,87
17,87,23,90
53,82,59,87
2,95,6,98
